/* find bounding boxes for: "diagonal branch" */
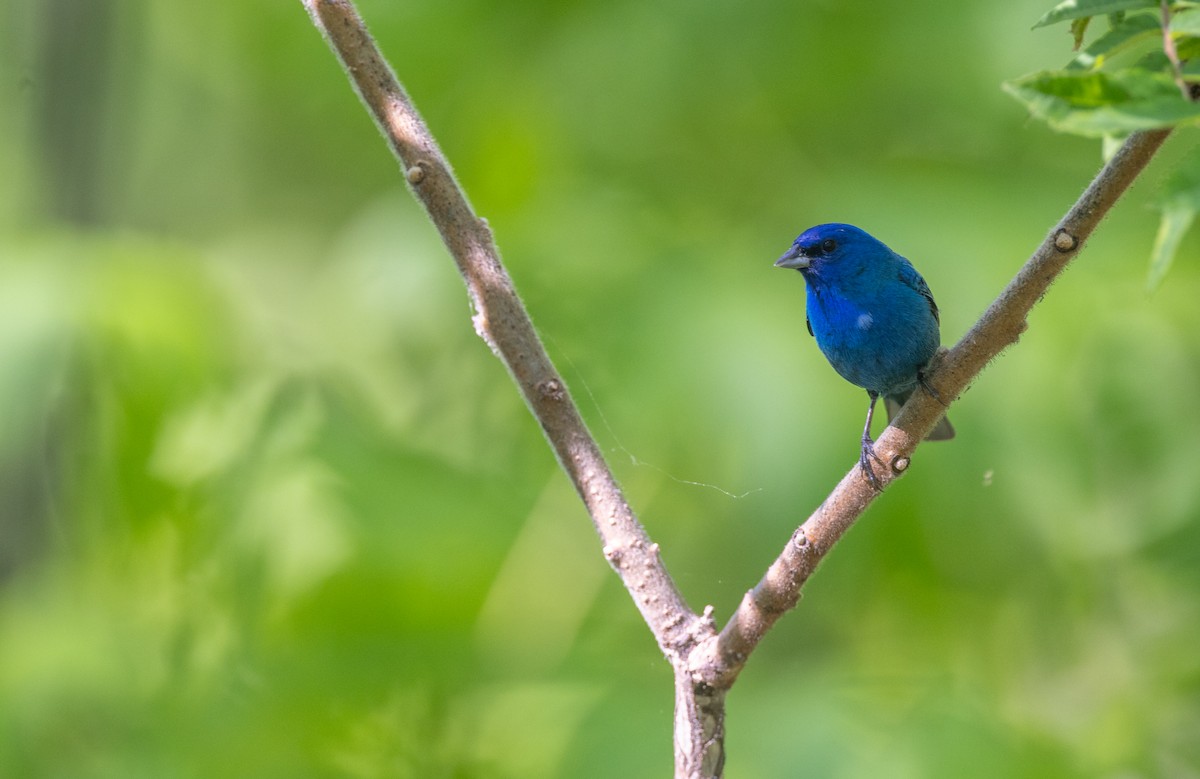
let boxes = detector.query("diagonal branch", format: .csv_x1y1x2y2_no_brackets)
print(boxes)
689,127,1172,688
300,0,705,659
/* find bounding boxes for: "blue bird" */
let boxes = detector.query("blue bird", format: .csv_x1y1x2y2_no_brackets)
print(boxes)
775,223,953,487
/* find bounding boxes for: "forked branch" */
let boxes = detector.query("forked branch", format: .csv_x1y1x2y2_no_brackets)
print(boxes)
301,2,1172,775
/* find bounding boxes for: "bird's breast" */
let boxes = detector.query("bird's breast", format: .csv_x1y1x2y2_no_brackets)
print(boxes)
805,284,938,395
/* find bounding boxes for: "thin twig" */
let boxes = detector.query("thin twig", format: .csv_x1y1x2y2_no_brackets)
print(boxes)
1161,0,1192,100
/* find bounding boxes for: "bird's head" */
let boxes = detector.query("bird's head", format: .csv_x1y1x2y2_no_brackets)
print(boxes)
774,223,886,279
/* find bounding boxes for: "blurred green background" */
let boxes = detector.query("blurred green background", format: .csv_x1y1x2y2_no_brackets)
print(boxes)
2,1,1199,777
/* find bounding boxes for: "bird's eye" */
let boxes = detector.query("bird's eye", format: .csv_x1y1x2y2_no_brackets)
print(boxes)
821,238,837,254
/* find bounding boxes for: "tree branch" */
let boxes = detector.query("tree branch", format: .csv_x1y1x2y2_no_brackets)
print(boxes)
300,0,705,660
689,127,1172,689
301,2,1172,775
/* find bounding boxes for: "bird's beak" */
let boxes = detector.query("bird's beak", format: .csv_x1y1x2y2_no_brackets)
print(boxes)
774,245,808,269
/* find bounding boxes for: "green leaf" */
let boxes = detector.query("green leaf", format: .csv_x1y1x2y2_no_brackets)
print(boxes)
1101,133,1130,160
1066,12,1162,70
1177,35,1200,58
1071,16,1093,48
1148,147,1200,289
1003,68,1200,135
1148,207,1195,289
1170,8,1200,34
1133,49,1173,70
1034,0,1158,29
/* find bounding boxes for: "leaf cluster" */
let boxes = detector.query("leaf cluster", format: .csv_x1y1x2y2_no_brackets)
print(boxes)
1006,0,1200,286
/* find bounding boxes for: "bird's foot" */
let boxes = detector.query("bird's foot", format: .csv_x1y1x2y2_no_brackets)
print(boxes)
859,435,885,491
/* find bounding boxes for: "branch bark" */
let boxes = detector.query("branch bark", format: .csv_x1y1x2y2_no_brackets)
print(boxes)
300,0,707,662
301,2,1171,776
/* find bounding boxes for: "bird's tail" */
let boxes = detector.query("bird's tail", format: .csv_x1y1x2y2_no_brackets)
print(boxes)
884,392,955,441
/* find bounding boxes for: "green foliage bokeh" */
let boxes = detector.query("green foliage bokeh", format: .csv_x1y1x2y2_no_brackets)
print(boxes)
1,1,1199,777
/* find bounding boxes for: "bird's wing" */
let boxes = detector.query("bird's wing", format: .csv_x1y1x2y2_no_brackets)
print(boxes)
898,258,939,325
806,315,813,337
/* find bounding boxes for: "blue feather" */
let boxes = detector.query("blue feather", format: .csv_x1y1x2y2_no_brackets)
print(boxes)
776,223,953,485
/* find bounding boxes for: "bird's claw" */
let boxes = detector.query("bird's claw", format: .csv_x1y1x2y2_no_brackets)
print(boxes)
859,436,885,491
